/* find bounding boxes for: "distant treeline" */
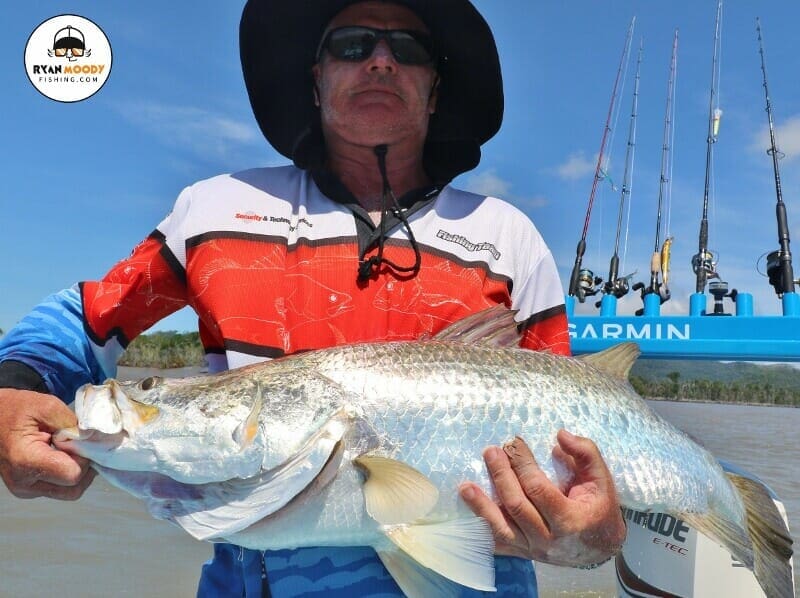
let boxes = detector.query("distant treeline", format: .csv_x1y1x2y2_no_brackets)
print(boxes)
119,331,205,368
630,374,800,407
630,359,800,407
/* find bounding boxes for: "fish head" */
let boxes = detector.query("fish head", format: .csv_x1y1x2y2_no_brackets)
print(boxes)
54,374,265,483
54,377,172,469
78,377,162,435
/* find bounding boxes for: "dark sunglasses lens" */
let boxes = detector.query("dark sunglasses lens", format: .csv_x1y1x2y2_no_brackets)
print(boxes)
388,32,433,65
324,28,434,65
327,29,377,61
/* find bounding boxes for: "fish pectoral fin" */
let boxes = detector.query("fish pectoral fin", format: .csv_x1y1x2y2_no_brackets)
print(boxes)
578,342,640,381
171,417,347,541
354,455,439,525
233,385,263,450
381,517,496,593
376,547,462,598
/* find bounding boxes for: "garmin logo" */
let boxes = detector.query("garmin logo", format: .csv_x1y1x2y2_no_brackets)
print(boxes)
436,230,501,260
569,322,690,340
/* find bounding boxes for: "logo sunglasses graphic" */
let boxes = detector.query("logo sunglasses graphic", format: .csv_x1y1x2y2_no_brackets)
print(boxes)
48,26,92,61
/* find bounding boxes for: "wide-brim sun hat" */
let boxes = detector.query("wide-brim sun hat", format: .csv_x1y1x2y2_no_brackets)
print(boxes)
240,0,503,183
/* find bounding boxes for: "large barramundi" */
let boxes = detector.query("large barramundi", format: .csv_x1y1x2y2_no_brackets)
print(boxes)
54,307,793,597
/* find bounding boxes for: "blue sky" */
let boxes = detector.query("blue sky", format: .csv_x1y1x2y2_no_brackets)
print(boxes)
4,1,800,333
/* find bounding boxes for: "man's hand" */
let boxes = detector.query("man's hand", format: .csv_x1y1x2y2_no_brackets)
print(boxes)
459,430,626,567
0,389,95,500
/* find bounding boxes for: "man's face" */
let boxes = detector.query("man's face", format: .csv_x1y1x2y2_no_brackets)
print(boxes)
312,2,438,150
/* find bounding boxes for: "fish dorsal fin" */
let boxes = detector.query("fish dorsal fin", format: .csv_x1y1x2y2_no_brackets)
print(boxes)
432,305,521,348
355,455,439,525
578,342,640,381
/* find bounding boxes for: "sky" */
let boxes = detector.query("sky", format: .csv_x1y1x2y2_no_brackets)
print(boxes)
4,1,800,334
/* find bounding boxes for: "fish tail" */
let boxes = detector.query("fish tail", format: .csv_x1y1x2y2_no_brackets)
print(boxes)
730,473,794,598
683,473,794,598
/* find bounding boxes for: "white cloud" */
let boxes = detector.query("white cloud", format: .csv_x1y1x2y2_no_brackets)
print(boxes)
521,195,550,209
751,114,800,162
466,169,511,198
555,151,597,181
113,101,262,163
464,169,550,209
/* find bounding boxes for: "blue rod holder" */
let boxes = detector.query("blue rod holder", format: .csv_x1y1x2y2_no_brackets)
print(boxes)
690,293,706,317
735,292,753,316
565,295,576,318
600,294,618,317
567,290,800,361
643,293,661,317
783,292,800,316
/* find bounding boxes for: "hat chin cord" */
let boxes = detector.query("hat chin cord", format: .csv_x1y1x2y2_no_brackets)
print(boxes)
356,144,423,282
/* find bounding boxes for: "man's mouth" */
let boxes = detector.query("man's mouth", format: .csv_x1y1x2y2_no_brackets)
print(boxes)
352,83,403,99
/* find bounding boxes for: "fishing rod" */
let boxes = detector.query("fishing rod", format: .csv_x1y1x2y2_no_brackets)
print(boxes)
634,30,678,311
567,17,636,302
602,39,643,303
692,0,723,295
757,18,796,297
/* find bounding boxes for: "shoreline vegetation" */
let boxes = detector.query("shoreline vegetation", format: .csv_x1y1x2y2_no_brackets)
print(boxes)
630,377,800,407
119,331,800,407
119,331,205,369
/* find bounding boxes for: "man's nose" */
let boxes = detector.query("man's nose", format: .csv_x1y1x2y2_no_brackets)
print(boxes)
367,40,397,73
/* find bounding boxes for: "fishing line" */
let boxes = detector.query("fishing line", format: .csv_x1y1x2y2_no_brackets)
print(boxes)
694,0,723,293
666,53,677,241
598,29,636,265
620,41,643,276
710,4,724,256
567,17,636,300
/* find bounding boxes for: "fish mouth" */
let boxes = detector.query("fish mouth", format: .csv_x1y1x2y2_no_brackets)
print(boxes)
74,381,126,434
72,379,161,436
52,426,126,454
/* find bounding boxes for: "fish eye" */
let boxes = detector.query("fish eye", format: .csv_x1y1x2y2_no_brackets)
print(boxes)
139,376,162,391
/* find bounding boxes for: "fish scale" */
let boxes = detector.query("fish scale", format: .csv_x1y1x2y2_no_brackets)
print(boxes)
306,342,734,517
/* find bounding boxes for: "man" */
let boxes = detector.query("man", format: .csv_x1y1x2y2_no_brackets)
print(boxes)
0,1,625,596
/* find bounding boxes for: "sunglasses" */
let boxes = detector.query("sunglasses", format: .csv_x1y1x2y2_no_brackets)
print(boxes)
316,26,436,66
54,47,85,57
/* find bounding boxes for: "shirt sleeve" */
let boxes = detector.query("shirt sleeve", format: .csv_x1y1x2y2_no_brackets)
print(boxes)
0,190,192,402
511,246,571,357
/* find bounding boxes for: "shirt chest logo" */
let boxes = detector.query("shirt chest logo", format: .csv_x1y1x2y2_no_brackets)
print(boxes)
234,211,313,232
436,229,501,260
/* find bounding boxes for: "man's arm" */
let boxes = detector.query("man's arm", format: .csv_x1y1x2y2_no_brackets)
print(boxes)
0,191,193,500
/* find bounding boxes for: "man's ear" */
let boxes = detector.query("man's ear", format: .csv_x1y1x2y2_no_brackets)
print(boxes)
311,64,321,107
428,74,439,114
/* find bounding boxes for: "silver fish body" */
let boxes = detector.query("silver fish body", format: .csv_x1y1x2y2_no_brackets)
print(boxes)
56,308,794,597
